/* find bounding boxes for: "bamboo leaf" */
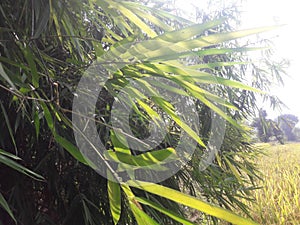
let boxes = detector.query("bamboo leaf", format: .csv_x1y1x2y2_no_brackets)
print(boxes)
54,134,88,165
136,197,197,225
110,129,131,154
224,156,243,183
0,101,17,153
120,183,159,225
0,63,17,90
130,200,160,225
107,170,121,225
177,26,279,50
123,1,193,24
50,0,63,43
104,148,178,168
0,149,21,160
33,2,50,38
40,102,54,132
154,18,226,42
127,180,259,225
152,97,206,147
111,2,157,38
0,152,44,181
0,192,16,223
23,46,39,88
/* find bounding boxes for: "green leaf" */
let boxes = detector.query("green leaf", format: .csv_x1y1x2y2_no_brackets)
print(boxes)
176,26,278,50
0,101,17,153
145,61,264,94
130,200,160,225
110,129,131,154
0,151,44,181
224,156,243,183
128,7,173,32
0,192,16,223
154,18,226,42
40,102,54,132
188,61,248,69
50,0,63,43
136,197,197,225
54,134,87,165
152,97,206,147
111,2,157,38
136,99,162,126
127,180,259,225
0,63,17,90
120,183,159,225
0,149,21,160
23,46,39,88
193,47,267,56
104,148,178,168
107,170,121,225
33,2,50,38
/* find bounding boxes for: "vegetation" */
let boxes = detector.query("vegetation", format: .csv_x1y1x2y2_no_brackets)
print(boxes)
277,114,299,141
0,0,286,224
251,109,284,144
252,110,299,143
238,143,300,225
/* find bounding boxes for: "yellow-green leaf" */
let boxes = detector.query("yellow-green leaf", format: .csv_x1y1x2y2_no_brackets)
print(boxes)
130,200,160,225
136,197,197,225
127,180,259,225
107,170,122,225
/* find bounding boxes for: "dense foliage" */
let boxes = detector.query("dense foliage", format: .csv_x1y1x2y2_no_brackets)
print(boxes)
0,0,285,224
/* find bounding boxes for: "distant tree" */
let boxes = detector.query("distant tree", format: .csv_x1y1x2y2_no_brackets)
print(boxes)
252,109,271,142
269,121,284,144
293,127,300,141
277,114,299,141
252,109,284,144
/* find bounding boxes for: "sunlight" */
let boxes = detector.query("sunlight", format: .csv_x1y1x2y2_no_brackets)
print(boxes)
175,0,300,122
241,0,300,120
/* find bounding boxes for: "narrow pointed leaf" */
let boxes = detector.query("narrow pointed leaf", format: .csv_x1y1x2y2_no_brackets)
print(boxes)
130,200,160,225
110,130,131,154
0,152,44,181
0,101,17,153
107,170,121,225
110,1,157,38
54,134,87,165
136,197,197,225
104,148,178,167
0,192,16,223
152,97,206,147
0,149,21,160
0,63,17,90
177,26,279,50
154,18,226,42
127,181,259,225
23,46,39,88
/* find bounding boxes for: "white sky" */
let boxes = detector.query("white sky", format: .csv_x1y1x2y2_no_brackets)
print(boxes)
241,0,300,120
175,0,300,121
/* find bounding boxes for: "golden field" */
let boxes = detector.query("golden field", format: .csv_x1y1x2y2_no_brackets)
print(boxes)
241,143,300,225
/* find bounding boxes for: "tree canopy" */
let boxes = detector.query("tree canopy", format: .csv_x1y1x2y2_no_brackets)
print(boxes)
277,114,299,141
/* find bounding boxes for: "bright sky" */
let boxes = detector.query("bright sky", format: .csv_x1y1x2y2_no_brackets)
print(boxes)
175,0,300,121
241,0,300,121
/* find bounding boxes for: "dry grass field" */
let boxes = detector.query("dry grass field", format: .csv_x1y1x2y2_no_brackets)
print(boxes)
240,143,300,225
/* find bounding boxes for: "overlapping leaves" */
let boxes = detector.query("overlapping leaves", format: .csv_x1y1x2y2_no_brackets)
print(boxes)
0,0,275,224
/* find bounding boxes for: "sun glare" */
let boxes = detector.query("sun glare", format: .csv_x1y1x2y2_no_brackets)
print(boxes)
175,0,300,122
